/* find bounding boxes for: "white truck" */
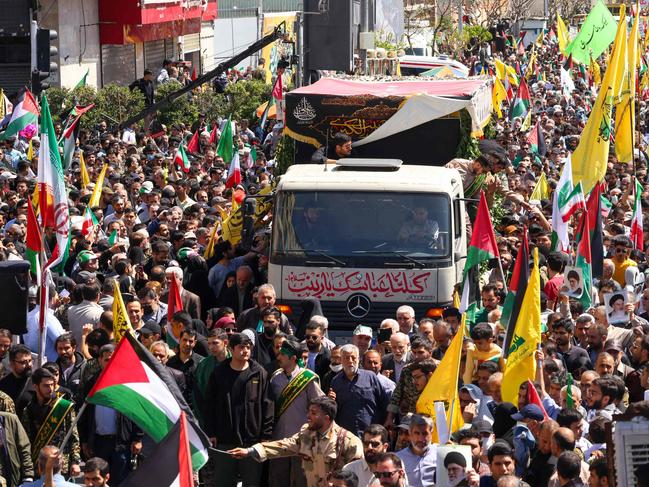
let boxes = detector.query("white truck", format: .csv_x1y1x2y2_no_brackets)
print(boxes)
268,158,467,333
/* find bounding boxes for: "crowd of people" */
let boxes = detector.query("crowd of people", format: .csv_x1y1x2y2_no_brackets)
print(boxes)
1,13,649,487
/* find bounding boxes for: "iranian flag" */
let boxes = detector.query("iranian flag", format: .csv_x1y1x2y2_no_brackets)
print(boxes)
510,77,530,119
174,145,190,173
81,206,99,238
631,178,644,250
225,152,241,189
501,227,530,356
26,200,42,282
0,89,39,140
122,412,194,487
551,156,574,252
575,208,593,309
460,191,500,313
216,115,234,163
559,182,586,222
61,104,94,170
167,274,183,321
38,94,70,272
87,332,210,469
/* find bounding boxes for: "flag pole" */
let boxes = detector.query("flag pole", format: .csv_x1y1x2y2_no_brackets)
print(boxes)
59,402,88,452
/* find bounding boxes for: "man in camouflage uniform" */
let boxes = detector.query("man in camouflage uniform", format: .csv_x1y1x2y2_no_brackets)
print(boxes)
384,336,435,430
20,368,80,477
228,396,363,487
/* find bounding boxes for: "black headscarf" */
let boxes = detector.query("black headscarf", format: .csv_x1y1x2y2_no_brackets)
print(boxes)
492,402,518,445
295,297,324,340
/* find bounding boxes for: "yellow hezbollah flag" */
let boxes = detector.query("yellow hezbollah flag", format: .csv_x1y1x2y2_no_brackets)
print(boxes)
221,193,243,245
557,14,570,54
530,172,551,203
502,248,542,405
416,313,465,442
112,280,134,342
492,77,508,118
80,151,90,189
27,139,34,161
88,164,108,208
494,59,519,87
614,5,638,164
520,110,532,132
571,8,626,194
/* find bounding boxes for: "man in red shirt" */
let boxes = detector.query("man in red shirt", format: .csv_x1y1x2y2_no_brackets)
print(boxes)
544,252,566,310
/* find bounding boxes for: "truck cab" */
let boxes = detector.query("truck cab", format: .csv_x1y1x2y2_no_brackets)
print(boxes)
268,159,467,337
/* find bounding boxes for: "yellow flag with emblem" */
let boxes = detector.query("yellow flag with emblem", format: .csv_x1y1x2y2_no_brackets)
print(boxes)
614,4,638,164
571,8,626,194
80,151,90,188
416,313,465,442
26,139,34,161
88,164,108,208
495,59,519,87
492,77,508,118
589,56,601,87
502,248,542,405
520,110,532,132
529,172,551,203
112,280,134,342
254,181,275,226
221,193,243,245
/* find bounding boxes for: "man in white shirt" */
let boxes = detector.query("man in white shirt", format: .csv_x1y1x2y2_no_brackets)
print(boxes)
23,284,65,362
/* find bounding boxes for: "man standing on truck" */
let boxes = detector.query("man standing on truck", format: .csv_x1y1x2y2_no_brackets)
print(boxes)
311,132,353,164
445,153,530,210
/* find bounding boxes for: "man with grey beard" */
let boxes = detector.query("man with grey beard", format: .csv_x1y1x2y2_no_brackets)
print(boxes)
328,344,390,437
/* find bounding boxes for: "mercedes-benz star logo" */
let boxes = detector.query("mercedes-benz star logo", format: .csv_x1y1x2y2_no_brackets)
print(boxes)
346,294,371,319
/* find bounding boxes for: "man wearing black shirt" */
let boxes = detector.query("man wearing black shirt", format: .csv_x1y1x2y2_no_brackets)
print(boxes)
167,329,203,412
0,345,33,413
253,307,282,370
551,318,592,375
205,333,273,487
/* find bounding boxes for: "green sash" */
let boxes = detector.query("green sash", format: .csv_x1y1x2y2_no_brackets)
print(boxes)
464,173,487,199
31,397,74,461
275,368,318,418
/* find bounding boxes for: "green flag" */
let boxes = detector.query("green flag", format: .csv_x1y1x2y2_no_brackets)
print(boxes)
565,0,617,65
216,115,234,163
108,229,118,246
74,69,89,90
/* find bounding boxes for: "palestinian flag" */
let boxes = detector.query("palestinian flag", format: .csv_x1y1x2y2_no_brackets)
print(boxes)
0,89,39,140
208,124,218,145
575,208,593,309
587,183,605,279
87,332,210,469
463,190,500,278
225,152,241,189
74,69,89,90
510,77,530,120
122,412,194,487
61,104,94,170
502,227,530,355
631,178,644,250
527,121,547,156
460,191,500,315
216,115,234,163
26,200,42,282
559,182,586,222
561,54,575,95
600,194,612,218
174,145,190,173
526,380,549,419
186,130,199,154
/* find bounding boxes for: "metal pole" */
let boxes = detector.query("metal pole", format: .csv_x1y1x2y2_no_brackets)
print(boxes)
458,0,463,35
360,0,369,74
59,402,88,453
296,11,303,88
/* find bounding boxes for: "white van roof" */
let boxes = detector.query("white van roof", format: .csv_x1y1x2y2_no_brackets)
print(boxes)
278,162,463,193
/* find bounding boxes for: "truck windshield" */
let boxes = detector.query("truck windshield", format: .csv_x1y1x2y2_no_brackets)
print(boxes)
272,191,451,264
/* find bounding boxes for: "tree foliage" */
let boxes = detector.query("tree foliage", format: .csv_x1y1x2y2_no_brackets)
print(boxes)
154,80,199,128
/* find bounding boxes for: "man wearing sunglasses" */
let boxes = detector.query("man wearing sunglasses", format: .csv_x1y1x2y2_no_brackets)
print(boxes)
342,424,391,487
372,452,408,487
611,235,636,287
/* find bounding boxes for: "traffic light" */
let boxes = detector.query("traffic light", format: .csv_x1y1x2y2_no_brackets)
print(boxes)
31,24,57,96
